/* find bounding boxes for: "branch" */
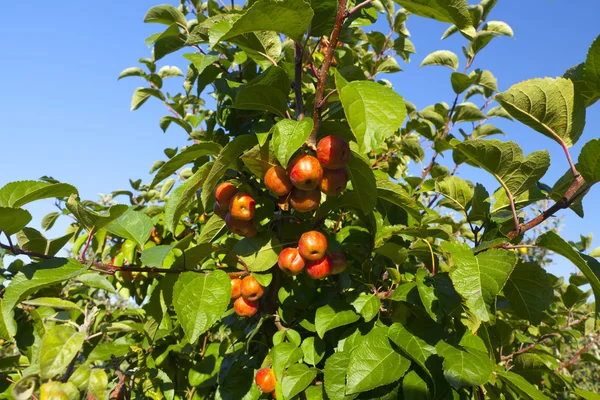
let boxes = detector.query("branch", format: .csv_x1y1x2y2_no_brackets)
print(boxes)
558,332,600,371
501,333,560,361
348,0,376,15
294,41,305,119
309,0,348,148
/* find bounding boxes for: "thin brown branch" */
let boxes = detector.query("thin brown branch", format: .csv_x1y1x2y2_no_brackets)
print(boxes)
0,242,51,259
501,333,560,361
80,228,95,263
309,0,348,148
318,88,338,109
294,41,305,119
348,0,376,15
558,332,600,371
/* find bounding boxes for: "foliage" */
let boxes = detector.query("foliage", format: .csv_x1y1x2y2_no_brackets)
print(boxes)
1,0,600,399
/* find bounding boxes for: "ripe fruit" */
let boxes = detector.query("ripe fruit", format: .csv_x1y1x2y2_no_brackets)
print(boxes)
306,256,332,279
229,192,256,221
289,155,323,190
215,182,238,206
255,368,277,393
278,248,306,276
234,296,259,317
329,251,347,274
150,227,162,245
231,278,242,299
241,275,264,301
319,168,348,196
289,188,320,213
213,202,228,219
519,247,528,255
298,231,328,261
226,213,257,237
317,135,350,169
265,166,293,196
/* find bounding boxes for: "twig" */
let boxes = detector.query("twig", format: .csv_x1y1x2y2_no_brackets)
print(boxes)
558,332,600,371
318,89,338,108
309,0,348,148
501,333,560,361
80,228,95,263
294,41,305,119
348,0,376,15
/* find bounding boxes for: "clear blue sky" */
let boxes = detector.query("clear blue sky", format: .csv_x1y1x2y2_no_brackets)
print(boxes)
1,1,598,278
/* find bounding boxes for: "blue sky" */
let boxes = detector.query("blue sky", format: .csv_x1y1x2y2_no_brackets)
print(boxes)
1,1,598,277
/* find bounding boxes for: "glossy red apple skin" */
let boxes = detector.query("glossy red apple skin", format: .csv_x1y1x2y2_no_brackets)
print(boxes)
255,368,277,393
234,296,259,317
319,168,348,196
278,248,306,276
229,192,256,221
317,135,350,169
289,188,320,213
215,182,238,206
289,155,323,190
306,256,332,279
329,251,348,274
298,231,328,261
213,202,228,219
241,275,264,301
265,166,293,196
231,278,242,299
226,213,257,237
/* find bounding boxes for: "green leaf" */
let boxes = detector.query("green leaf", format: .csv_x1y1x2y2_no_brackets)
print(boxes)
377,178,423,220
66,195,128,231
435,340,493,389
324,352,357,400
88,336,136,362
309,0,337,37
221,0,314,42
374,242,408,264
337,79,406,153
152,142,222,187
393,0,475,38
183,53,219,74
272,118,314,168
346,151,377,215
282,364,318,399
0,181,77,208
537,231,600,318
22,297,82,312
231,31,283,70
346,327,411,394
173,270,231,344
581,34,600,107
388,323,437,379
1,258,87,338
471,124,504,139
434,176,473,211
105,208,153,247
454,139,550,199
0,207,31,235
144,4,187,27
158,65,183,78
315,301,360,338
497,370,551,400
232,235,281,272
470,69,498,93
416,268,439,322
165,162,213,234
40,325,85,379
504,262,553,324
198,215,226,244
141,245,175,268
495,77,586,147
87,369,108,400
301,336,326,366
402,370,430,400
41,212,60,231
442,242,517,322
349,293,380,322
271,342,303,379
578,138,600,183
130,87,165,111
420,50,459,70
468,183,490,222
241,143,279,179
74,273,116,293
159,115,192,133
451,72,473,94
201,135,258,208
452,102,486,123
118,67,145,80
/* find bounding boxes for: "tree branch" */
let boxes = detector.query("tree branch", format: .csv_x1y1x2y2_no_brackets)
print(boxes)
558,332,600,371
501,333,560,361
308,0,348,149
294,41,305,119
348,0,376,16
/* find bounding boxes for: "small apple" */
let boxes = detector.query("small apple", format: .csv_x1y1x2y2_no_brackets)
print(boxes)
241,275,264,301
289,154,323,190
317,135,350,169
255,368,277,393
298,231,328,261
265,166,293,196
150,227,162,245
278,248,306,275
329,251,347,274
215,182,238,206
231,278,242,299
234,296,259,317
306,256,332,279
519,247,528,255
319,168,348,196
289,188,320,213
229,192,256,221
213,202,228,219
226,213,257,237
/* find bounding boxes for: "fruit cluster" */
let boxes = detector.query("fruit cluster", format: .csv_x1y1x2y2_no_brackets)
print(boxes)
213,182,257,238
231,275,264,317
265,135,350,212
278,231,347,279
